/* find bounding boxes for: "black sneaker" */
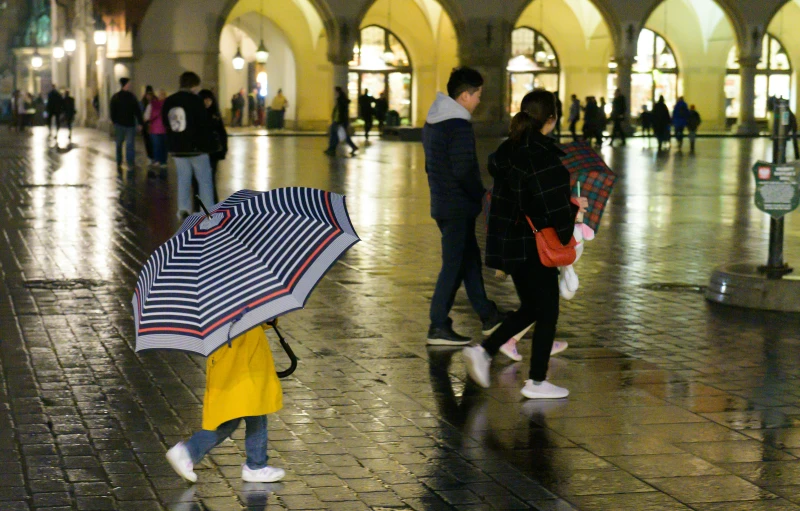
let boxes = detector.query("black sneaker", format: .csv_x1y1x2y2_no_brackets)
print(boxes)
481,310,507,336
427,326,471,346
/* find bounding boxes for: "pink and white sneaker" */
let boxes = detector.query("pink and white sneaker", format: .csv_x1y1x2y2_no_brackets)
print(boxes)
551,341,568,356
499,339,523,361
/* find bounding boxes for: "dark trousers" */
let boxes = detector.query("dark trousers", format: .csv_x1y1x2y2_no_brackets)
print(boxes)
47,112,60,135
481,260,559,381
611,119,626,145
326,123,357,152
429,216,495,328
114,124,137,167
142,124,153,160
569,119,579,140
363,115,374,140
64,116,74,140
675,126,686,147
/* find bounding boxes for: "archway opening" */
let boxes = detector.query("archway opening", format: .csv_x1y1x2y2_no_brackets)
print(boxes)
725,34,791,123
636,0,736,130
760,1,800,120
357,0,459,127
512,0,613,115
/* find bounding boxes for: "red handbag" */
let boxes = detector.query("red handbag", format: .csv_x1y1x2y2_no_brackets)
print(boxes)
525,216,577,268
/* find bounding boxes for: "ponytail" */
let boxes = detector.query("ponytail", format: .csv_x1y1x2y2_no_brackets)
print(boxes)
509,111,545,141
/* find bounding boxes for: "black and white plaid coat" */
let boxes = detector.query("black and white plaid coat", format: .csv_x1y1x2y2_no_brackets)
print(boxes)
485,130,578,273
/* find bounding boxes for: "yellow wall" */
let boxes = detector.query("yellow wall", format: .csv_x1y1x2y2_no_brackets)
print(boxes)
361,0,459,126
645,0,736,130
768,2,800,114
227,0,332,130
516,0,613,113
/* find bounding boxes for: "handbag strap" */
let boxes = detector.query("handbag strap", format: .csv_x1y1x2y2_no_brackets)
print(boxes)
525,215,540,233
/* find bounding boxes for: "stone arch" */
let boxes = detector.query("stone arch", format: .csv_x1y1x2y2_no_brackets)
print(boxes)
354,0,466,50
638,0,748,53
509,0,621,52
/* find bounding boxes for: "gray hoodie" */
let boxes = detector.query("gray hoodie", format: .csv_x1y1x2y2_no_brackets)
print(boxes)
425,92,471,124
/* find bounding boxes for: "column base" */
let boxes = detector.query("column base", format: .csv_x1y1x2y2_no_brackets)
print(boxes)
735,121,759,136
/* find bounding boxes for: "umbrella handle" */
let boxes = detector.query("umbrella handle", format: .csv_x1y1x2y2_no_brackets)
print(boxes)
267,320,298,378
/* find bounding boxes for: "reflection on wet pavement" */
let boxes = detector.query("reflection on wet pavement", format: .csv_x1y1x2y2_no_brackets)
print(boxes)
3,128,800,510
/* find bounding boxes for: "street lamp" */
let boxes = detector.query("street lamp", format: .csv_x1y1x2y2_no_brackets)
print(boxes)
93,15,107,46
64,36,76,54
31,49,43,69
53,45,65,60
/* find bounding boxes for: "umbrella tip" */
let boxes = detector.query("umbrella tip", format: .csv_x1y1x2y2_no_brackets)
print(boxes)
196,195,212,218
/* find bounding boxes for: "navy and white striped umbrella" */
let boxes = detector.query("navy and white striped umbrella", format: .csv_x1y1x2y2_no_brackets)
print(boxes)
132,187,359,355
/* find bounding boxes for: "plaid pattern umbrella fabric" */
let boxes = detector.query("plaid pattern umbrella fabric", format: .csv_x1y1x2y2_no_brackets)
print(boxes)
132,187,359,356
559,140,617,233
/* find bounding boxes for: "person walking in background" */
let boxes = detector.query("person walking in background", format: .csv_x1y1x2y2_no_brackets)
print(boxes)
163,71,215,219
62,90,76,143
568,94,581,140
10,90,19,132
554,94,563,139
609,89,627,146
231,90,245,127
596,97,608,146
270,89,288,130
672,96,690,151
17,92,29,132
582,97,598,145
640,105,653,143
165,324,285,484
141,86,156,166
652,96,671,152
423,67,504,346
687,104,702,154
324,86,358,157
199,89,228,203
374,91,389,132
46,85,63,139
462,88,587,399
248,88,258,126
358,89,376,142
110,77,144,170
144,89,168,177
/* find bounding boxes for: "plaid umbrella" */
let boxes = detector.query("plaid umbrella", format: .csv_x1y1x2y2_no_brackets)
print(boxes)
559,140,617,233
132,187,359,356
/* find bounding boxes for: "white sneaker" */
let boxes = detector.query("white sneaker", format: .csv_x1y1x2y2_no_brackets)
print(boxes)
520,379,569,399
551,341,568,356
462,346,491,388
242,464,286,483
166,442,197,483
499,340,523,361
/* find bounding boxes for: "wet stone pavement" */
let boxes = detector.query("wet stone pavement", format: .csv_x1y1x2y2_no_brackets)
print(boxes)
4,128,800,511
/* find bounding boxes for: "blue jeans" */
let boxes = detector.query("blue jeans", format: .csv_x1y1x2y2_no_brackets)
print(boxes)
185,416,268,470
174,154,215,214
114,124,137,166
429,216,495,328
150,134,167,165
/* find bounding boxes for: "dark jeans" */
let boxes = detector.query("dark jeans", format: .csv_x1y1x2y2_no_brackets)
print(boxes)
363,116,374,140
150,133,167,165
611,119,626,144
569,119,579,140
481,260,560,382
429,216,495,329
675,125,686,145
185,415,268,470
114,124,137,166
326,123,357,152
47,112,60,135
142,124,153,160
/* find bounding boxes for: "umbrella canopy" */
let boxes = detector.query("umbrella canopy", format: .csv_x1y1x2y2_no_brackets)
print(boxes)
559,140,617,233
133,187,359,356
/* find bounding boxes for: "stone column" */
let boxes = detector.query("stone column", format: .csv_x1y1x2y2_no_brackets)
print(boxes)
458,18,512,136
327,16,356,91
737,56,759,135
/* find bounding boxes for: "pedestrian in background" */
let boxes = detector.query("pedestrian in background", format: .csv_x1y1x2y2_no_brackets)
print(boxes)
199,89,228,203
166,325,285,484
62,90,76,143
672,96,690,151
248,88,258,126
640,105,653,143
141,85,156,166
652,96,671,152
375,91,389,132
568,94,580,140
422,67,504,346
144,89,168,176
163,71,215,219
110,77,144,170
687,104,702,154
582,97,598,145
609,89,627,146
554,94,563,139
463,88,587,399
324,86,358,157
231,90,245,127
270,89,288,129
358,89,376,142
596,97,608,146
46,85,63,139
10,90,19,132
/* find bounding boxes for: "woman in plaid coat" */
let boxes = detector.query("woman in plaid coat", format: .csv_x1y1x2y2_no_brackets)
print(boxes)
463,89,587,400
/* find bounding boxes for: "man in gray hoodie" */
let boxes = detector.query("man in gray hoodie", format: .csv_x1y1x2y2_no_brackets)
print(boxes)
422,67,503,346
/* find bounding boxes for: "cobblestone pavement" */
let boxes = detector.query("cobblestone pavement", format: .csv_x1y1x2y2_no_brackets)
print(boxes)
3,128,800,511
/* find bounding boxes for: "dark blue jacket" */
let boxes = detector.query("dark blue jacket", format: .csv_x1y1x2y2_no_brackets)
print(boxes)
422,93,485,219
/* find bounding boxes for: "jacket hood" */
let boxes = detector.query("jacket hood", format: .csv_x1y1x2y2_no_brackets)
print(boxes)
426,92,471,124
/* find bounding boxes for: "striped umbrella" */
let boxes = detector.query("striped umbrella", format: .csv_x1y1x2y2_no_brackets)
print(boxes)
132,187,359,356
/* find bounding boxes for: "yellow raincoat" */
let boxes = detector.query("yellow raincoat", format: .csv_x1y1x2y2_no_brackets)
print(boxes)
202,324,283,431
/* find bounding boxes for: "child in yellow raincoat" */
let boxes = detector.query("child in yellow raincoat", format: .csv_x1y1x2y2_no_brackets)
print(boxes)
166,324,284,483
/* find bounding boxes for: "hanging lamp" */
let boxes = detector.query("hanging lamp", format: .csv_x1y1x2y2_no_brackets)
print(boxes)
232,19,245,70
381,0,395,63
31,48,43,69
255,0,269,63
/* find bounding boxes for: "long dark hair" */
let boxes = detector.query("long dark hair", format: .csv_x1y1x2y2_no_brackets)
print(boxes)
509,89,557,141
199,89,221,117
